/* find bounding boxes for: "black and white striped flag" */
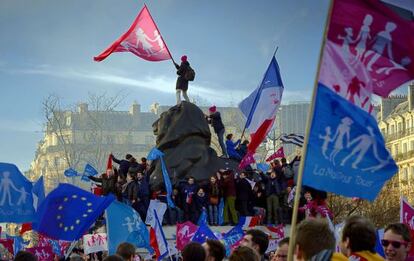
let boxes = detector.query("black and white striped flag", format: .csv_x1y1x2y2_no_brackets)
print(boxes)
280,134,304,147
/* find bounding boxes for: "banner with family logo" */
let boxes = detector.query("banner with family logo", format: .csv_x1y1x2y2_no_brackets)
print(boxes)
83,233,108,255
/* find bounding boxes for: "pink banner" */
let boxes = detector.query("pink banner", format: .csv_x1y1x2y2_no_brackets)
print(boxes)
27,246,54,261
176,221,198,251
266,147,285,162
401,198,414,256
94,5,171,62
0,239,13,255
319,0,414,103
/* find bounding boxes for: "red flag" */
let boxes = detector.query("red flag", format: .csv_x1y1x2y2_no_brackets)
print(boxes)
400,198,414,256
27,246,54,261
239,151,256,169
107,154,113,170
94,5,172,62
20,223,32,235
266,147,285,162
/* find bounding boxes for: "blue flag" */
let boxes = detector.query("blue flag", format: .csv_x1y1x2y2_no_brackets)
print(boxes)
84,164,98,176
375,229,385,258
32,176,45,209
6,236,29,256
0,163,35,223
223,225,244,256
192,223,217,244
147,148,175,208
197,209,208,226
106,201,152,254
302,85,398,200
64,168,79,178
256,163,270,173
218,198,224,226
33,183,115,241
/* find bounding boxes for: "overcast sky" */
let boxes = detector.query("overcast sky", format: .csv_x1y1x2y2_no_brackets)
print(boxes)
7,0,412,173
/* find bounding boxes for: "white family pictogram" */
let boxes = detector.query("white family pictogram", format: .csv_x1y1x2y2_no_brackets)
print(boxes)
0,171,29,206
120,28,165,57
320,117,390,171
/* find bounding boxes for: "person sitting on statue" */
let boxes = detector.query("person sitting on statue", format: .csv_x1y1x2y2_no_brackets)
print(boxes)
225,134,242,161
236,140,249,159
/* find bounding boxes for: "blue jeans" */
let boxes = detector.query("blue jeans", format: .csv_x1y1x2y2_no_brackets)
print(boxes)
217,129,227,157
208,205,218,225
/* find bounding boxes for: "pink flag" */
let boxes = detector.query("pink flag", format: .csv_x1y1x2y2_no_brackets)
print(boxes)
400,198,414,256
238,151,256,169
176,221,198,251
0,239,13,255
27,246,54,261
266,147,285,162
319,0,414,110
94,5,172,62
266,224,285,239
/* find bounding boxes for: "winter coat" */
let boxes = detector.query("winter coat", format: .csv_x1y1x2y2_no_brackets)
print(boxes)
194,194,208,211
220,173,237,197
111,155,130,178
136,178,150,199
175,61,190,91
226,139,241,159
181,183,198,204
236,178,253,201
265,176,285,196
208,112,225,133
125,180,138,202
88,173,118,196
208,183,221,205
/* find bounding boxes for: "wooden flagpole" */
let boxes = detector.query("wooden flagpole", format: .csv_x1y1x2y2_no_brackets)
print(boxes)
286,1,334,260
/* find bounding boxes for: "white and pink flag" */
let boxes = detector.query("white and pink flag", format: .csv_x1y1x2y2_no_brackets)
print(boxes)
400,197,414,256
94,5,172,62
319,0,414,113
83,233,108,255
266,147,285,162
176,221,198,251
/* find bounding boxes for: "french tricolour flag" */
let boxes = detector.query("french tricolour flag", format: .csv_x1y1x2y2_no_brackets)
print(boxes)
238,216,260,229
239,56,284,163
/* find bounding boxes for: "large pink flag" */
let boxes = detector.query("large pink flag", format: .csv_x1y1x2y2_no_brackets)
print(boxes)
176,221,198,251
319,0,414,112
94,5,172,62
400,198,414,256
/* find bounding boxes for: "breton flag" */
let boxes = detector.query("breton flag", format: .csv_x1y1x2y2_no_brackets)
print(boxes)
280,134,304,147
239,56,284,162
300,0,414,200
94,5,172,62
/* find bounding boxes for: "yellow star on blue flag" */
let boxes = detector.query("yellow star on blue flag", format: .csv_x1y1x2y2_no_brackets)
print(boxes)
33,183,115,240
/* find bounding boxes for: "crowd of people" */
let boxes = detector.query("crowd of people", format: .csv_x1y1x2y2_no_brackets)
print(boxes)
12,216,414,261
86,149,332,228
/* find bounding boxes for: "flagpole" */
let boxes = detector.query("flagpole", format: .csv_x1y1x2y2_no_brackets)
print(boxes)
240,46,279,141
286,1,334,261
143,4,176,65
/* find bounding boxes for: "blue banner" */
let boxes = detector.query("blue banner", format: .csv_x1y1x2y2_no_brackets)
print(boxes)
0,163,35,223
106,201,152,254
302,85,398,200
64,168,79,177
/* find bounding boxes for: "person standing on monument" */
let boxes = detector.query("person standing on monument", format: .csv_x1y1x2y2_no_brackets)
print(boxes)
174,55,191,104
206,105,227,157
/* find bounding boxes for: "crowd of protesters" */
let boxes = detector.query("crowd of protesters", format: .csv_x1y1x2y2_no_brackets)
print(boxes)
87,149,333,228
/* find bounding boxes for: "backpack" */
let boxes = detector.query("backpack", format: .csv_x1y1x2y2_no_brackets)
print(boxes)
184,66,195,81
283,165,294,179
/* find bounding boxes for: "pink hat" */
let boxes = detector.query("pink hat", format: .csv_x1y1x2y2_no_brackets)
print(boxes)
209,105,216,113
181,55,187,62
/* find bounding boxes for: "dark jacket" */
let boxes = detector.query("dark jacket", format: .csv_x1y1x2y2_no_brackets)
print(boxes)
194,194,208,211
265,176,285,196
181,183,198,204
236,178,253,201
125,180,138,201
208,112,225,133
175,61,190,91
89,173,118,196
111,155,130,178
136,178,150,199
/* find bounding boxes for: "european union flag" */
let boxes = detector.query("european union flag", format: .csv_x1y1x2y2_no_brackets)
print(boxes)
106,201,152,254
192,223,217,244
302,85,398,200
33,183,115,241
0,163,35,223
218,198,224,226
197,209,208,226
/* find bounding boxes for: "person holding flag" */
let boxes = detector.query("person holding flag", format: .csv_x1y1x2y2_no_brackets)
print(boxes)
174,55,192,104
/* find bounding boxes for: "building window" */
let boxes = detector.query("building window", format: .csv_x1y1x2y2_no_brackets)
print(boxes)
411,140,414,151
403,143,407,153
404,168,409,180
66,116,71,127
394,144,399,155
398,122,402,132
411,166,414,179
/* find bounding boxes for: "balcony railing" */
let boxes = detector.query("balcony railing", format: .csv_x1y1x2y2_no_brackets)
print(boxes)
394,150,414,161
385,127,414,142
